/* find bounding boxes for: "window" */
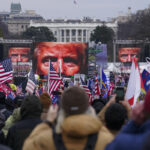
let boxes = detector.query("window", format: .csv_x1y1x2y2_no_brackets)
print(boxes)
72,30,76,36
61,30,64,36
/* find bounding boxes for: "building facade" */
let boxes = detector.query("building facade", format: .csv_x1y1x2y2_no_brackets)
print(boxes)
0,3,44,35
30,18,118,42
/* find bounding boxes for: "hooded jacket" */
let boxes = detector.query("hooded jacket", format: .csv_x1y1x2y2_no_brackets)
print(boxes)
6,95,42,150
23,107,115,150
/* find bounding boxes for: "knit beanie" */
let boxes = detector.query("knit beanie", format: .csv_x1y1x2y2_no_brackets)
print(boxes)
21,95,42,119
61,86,89,115
144,90,150,113
40,93,52,110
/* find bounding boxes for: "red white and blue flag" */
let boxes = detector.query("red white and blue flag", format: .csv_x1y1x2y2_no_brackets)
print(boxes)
0,58,13,84
26,69,36,94
80,77,93,104
48,62,61,99
94,77,101,99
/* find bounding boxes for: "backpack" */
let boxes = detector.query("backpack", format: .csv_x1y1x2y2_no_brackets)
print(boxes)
52,127,98,150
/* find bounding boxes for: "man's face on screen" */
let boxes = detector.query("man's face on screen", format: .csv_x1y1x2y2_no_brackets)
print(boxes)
36,43,81,75
119,48,140,62
9,48,30,62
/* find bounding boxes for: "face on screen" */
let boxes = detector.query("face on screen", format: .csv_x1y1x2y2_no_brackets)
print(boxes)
34,42,87,75
119,48,140,62
9,48,30,62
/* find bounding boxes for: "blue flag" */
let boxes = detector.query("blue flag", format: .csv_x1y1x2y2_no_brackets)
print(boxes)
142,69,150,92
101,69,108,90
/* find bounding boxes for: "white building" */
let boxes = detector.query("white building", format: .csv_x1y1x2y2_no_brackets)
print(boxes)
30,18,118,42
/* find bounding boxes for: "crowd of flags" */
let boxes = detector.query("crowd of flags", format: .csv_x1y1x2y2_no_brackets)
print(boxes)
1,57,150,107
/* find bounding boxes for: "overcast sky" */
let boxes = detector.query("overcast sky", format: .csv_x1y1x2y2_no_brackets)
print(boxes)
0,0,150,20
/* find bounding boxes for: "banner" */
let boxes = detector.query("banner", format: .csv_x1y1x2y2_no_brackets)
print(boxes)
96,44,107,68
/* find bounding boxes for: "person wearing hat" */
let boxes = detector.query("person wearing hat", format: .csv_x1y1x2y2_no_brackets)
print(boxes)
23,86,115,150
105,90,150,150
6,95,42,150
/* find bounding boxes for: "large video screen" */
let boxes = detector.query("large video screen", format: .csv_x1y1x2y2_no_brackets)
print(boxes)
33,42,88,76
9,47,30,63
118,47,141,63
8,47,31,76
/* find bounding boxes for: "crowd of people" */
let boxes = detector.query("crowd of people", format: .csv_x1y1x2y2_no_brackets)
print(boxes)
0,78,149,150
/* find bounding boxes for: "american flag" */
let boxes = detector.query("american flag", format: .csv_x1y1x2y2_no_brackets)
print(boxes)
48,62,61,99
94,77,101,98
80,77,93,104
0,58,13,84
26,69,36,94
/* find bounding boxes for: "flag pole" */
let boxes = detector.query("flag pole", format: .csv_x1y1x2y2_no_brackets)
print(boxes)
99,65,102,89
59,59,61,78
48,60,50,94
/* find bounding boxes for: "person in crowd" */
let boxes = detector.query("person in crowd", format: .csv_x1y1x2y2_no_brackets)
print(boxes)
95,103,128,150
39,93,52,120
94,95,129,150
105,103,127,132
106,90,150,150
8,47,30,63
91,98,106,114
23,86,116,150
6,95,42,150
34,42,88,75
0,92,12,130
2,96,24,138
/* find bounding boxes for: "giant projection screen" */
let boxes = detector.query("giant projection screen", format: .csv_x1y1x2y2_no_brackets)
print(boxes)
118,47,141,63
8,47,31,76
33,42,88,76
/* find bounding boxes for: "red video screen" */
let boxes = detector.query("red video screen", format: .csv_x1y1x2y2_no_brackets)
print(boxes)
118,47,141,63
9,47,30,63
33,42,88,76
8,47,31,76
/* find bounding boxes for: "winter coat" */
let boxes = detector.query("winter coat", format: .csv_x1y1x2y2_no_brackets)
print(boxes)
6,117,41,150
106,120,150,150
23,114,114,150
2,108,21,137
6,95,42,150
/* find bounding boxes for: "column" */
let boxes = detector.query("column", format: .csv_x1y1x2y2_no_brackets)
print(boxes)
64,29,66,42
81,29,84,42
70,29,72,42
85,30,87,42
76,29,78,42
58,29,61,42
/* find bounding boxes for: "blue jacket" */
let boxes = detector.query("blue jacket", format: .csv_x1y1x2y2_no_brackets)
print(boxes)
106,120,150,150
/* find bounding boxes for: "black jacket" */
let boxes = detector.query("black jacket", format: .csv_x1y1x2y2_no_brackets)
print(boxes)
6,117,41,150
